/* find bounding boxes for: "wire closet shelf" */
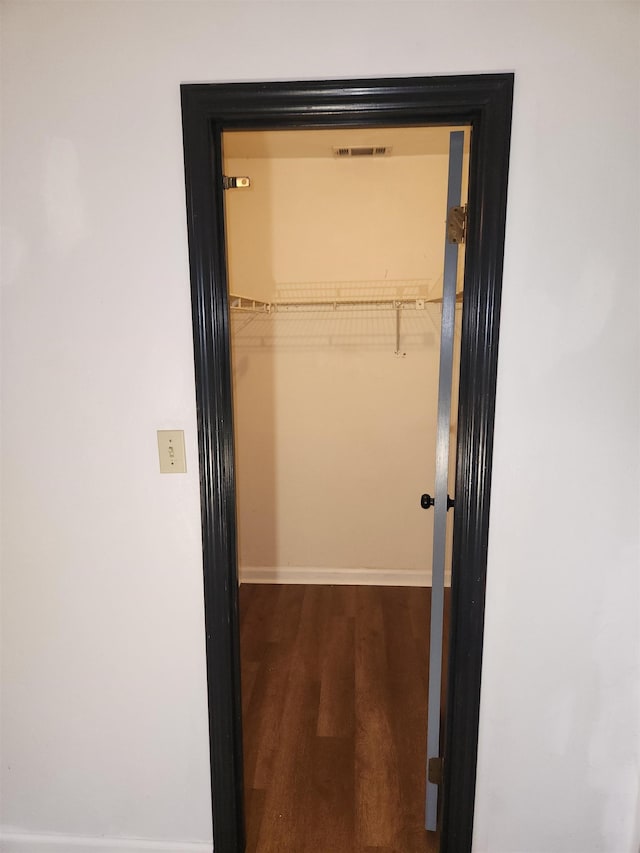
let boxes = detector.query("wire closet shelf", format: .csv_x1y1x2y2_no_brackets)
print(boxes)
229,281,461,357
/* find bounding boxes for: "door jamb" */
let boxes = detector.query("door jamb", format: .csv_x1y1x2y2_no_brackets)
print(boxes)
180,73,513,853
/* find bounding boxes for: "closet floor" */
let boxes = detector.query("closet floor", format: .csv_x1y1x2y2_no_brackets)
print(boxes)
239,583,450,853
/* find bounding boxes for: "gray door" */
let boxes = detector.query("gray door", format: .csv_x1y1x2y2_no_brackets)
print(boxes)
425,129,465,832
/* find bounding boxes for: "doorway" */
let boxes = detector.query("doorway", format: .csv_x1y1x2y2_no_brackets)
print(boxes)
225,124,467,851
180,74,513,853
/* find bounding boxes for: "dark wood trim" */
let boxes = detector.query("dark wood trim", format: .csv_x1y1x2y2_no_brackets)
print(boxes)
180,74,513,853
441,75,513,853
180,100,245,853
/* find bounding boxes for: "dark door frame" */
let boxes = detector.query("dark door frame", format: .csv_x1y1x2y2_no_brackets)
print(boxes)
180,74,513,853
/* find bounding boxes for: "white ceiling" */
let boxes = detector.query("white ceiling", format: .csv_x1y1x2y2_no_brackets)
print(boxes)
223,125,471,160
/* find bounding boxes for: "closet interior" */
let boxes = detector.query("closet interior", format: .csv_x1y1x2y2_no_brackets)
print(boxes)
223,125,469,853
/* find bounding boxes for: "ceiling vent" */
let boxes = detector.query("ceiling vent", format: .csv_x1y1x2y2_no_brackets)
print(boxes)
333,146,391,157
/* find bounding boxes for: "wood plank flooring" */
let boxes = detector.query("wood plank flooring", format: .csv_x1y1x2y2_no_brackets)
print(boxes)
239,584,450,853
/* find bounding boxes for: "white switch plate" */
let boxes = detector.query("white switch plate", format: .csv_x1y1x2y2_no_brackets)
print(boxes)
157,430,187,474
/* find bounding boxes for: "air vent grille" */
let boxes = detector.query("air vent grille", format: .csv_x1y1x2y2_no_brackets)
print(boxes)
333,146,391,157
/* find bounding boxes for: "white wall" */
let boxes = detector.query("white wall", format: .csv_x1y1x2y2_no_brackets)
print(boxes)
1,3,638,853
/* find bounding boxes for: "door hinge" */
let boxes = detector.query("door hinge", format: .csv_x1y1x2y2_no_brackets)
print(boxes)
446,205,467,244
222,176,251,190
428,756,444,785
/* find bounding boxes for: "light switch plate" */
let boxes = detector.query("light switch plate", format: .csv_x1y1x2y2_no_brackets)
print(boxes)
157,430,187,474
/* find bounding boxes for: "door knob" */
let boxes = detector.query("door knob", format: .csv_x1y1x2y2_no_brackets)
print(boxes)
421,493,456,510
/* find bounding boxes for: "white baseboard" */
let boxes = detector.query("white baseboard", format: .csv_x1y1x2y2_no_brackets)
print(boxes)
239,565,451,587
0,830,211,853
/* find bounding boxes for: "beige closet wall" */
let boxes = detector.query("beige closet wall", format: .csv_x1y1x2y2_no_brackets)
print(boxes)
225,153,453,300
225,148,464,582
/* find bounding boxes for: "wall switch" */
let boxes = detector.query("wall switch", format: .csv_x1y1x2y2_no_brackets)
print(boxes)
157,430,187,474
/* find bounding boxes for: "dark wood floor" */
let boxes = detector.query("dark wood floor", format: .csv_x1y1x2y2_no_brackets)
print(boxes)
239,584,450,853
